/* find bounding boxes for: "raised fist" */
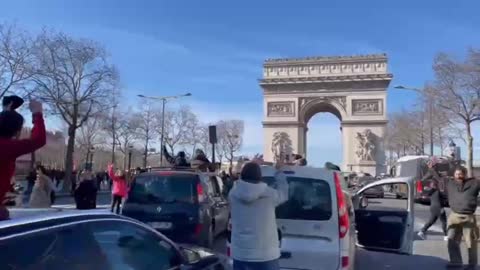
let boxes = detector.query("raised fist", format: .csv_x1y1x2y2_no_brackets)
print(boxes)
29,100,43,114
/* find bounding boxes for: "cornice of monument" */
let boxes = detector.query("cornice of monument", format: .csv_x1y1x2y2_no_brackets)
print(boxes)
262,53,392,83
264,53,388,65
259,73,393,85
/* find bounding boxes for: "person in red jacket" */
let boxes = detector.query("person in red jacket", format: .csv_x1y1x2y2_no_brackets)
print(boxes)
107,164,129,214
0,99,46,220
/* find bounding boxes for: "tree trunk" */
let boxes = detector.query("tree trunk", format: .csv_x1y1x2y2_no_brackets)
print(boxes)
64,126,76,192
143,143,148,168
123,147,128,170
111,144,116,165
438,127,444,155
466,122,474,177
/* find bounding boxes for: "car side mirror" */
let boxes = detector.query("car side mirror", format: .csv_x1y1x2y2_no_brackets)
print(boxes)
181,248,201,264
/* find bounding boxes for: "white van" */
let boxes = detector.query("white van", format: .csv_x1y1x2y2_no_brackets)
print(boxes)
227,166,415,270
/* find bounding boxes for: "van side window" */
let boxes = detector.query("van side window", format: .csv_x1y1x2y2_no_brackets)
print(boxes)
276,177,333,221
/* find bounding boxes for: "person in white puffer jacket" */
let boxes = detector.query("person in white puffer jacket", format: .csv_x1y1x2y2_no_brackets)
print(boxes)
228,157,288,270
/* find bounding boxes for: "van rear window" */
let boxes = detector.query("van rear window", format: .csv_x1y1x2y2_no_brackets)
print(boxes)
129,174,197,204
263,176,332,221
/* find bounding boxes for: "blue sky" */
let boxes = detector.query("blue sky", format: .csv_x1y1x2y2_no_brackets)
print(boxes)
2,0,480,166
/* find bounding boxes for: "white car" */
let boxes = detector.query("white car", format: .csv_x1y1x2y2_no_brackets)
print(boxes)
227,165,415,270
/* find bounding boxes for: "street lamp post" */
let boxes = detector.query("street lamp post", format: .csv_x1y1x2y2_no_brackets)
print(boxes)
137,93,192,164
128,145,134,171
394,85,434,156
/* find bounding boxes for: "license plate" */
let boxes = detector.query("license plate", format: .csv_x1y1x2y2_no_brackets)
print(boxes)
148,222,172,229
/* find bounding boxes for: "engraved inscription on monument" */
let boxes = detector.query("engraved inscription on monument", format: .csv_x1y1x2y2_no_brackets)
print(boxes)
267,101,295,117
352,99,383,115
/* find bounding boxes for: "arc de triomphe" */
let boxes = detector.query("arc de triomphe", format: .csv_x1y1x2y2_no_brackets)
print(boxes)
261,54,392,175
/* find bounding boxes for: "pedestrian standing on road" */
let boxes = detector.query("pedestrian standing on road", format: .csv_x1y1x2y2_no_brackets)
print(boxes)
418,158,447,240
107,164,129,214
229,154,288,270
446,166,480,270
74,169,98,209
418,180,447,239
29,166,56,208
0,98,46,220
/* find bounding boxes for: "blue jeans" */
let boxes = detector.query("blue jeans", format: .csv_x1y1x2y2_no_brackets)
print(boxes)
233,259,279,270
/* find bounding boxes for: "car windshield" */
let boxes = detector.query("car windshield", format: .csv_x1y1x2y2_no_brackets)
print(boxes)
128,174,198,204
263,176,332,221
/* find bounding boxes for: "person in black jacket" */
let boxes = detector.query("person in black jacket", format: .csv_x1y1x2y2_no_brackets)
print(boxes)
162,145,190,167
418,159,447,240
74,169,98,210
445,166,480,269
418,180,447,239
191,149,211,172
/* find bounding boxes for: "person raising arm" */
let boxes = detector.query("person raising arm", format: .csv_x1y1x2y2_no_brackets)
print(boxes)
0,100,46,220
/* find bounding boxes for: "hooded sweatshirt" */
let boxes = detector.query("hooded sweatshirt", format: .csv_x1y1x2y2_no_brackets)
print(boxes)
229,171,289,262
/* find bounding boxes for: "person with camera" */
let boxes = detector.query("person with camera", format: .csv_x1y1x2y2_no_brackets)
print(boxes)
0,96,46,220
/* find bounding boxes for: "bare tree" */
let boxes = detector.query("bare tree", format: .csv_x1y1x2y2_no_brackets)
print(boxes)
217,120,244,172
191,124,212,160
0,23,36,98
135,101,157,167
117,110,139,169
386,110,426,157
162,106,198,154
31,30,118,187
76,116,104,164
100,93,122,164
432,49,480,176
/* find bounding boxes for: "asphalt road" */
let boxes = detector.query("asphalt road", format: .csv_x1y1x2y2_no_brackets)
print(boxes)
49,193,479,269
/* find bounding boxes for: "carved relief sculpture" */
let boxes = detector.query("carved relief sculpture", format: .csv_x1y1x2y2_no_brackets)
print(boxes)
352,99,383,115
267,102,295,117
355,129,376,161
271,131,293,162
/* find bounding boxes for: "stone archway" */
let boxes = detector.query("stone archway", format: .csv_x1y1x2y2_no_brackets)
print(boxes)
260,54,392,175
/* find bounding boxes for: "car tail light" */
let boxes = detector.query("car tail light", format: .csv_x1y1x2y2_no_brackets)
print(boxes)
341,256,349,268
194,224,202,236
197,183,205,203
416,180,423,193
226,245,231,257
334,172,349,239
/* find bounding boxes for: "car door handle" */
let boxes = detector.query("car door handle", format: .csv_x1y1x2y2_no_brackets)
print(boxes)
280,251,291,259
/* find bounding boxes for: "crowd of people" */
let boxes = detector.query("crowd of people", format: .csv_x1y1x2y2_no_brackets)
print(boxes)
2,95,480,269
